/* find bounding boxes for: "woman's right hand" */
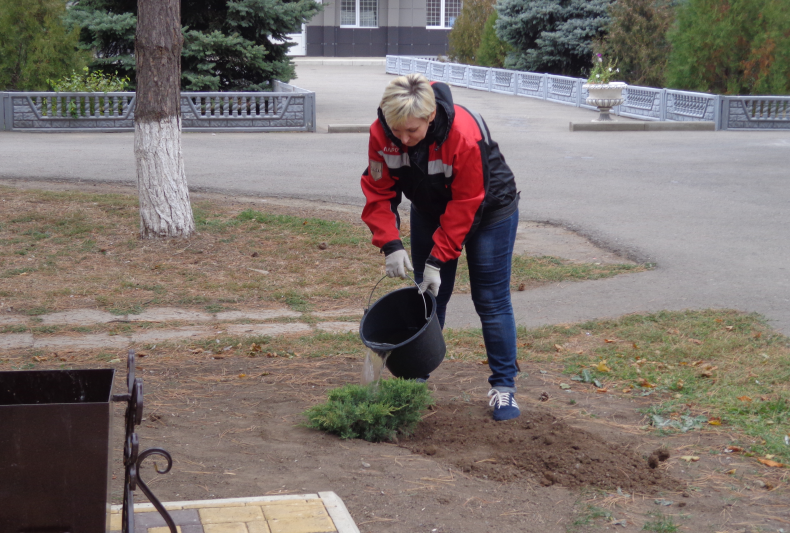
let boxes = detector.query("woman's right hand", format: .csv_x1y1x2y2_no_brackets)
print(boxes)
385,250,413,279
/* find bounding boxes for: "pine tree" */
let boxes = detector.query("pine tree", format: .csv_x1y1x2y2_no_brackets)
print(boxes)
0,0,89,90
666,0,790,95
477,11,510,68
595,0,675,88
447,0,496,65
66,0,322,91
495,0,612,76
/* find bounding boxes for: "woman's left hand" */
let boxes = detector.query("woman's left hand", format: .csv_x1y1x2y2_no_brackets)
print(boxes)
419,264,441,297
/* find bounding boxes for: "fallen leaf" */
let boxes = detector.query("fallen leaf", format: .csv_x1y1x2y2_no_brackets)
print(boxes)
689,338,703,345
724,446,744,453
604,338,617,343
757,458,784,468
191,348,204,354
632,342,639,349
247,268,270,275
32,356,48,362
518,283,526,291
725,469,736,475
708,417,722,426
637,378,655,388
596,361,611,373
691,360,704,367
754,332,762,339
737,396,753,403
478,359,489,365
554,344,564,352
667,328,680,335
136,352,148,357
622,388,632,393
559,383,571,390
595,388,608,393
725,326,734,331
679,456,700,462
238,374,247,378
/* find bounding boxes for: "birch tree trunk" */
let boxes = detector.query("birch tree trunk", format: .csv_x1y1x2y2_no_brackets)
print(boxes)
134,0,194,239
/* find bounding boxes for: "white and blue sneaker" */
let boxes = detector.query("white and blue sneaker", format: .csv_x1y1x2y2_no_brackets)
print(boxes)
488,389,520,421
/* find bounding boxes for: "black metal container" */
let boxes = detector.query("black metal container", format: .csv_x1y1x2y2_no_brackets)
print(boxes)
0,368,115,533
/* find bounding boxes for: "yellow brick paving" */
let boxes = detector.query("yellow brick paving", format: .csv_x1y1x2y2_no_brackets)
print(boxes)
109,492,359,533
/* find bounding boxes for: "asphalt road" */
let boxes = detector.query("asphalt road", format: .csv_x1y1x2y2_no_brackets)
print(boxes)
2,64,789,334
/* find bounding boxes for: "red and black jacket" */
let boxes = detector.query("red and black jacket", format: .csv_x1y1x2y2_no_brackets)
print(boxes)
361,81,519,268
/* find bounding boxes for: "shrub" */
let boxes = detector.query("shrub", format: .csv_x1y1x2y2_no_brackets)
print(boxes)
48,67,130,92
448,0,496,65
304,379,433,442
476,11,510,68
595,0,675,88
666,0,790,95
0,0,88,91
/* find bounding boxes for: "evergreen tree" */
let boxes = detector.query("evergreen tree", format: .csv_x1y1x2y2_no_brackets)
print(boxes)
447,0,496,65
595,0,675,88
0,0,88,90
477,11,510,68
495,0,613,76
666,0,790,95
66,0,322,90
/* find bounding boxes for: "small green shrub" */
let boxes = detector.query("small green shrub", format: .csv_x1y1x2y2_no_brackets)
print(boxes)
304,379,433,442
48,67,130,92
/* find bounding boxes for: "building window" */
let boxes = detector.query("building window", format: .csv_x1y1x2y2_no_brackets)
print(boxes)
341,0,378,27
427,0,461,28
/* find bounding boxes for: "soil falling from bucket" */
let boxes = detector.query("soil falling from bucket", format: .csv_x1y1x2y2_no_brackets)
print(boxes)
361,348,390,385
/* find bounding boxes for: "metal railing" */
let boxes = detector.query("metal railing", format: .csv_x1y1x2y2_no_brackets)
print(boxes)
386,56,790,131
1,81,315,132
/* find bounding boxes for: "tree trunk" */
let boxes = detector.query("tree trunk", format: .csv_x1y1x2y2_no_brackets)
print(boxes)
134,0,194,239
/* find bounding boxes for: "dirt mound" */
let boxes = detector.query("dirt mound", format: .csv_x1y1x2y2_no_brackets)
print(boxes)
404,402,683,494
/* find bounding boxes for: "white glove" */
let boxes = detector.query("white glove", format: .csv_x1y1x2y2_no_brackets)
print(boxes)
419,264,441,297
385,249,413,279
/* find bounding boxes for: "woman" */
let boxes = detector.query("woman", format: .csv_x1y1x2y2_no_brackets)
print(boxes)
360,73,521,421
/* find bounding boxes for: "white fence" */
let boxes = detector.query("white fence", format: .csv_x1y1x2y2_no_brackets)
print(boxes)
386,56,790,131
0,81,316,132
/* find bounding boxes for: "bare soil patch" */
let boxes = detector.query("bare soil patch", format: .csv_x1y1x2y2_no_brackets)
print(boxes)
4,346,787,533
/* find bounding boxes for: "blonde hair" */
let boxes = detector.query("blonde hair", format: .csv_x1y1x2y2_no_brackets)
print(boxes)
380,73,436,127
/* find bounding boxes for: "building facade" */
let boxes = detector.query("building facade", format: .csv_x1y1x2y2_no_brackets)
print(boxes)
305,0,460,56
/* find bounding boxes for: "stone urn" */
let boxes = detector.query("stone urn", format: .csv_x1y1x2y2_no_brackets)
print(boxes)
583,82,626,122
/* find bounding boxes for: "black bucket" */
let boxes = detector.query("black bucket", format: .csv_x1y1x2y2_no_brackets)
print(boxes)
359,278,446,379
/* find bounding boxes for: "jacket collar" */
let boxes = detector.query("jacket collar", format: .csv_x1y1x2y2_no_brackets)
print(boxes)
377,82,455,151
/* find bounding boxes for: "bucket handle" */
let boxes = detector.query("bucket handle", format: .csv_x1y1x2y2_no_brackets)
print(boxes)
366,275,430,323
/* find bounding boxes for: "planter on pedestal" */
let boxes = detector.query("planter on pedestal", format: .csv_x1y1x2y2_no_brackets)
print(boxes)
583,82,626,122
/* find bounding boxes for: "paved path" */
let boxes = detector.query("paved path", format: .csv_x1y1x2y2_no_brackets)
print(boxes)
1,63,789,335
109,493,359,533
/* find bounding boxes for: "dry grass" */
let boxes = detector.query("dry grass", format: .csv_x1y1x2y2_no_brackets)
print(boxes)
0,185,641,317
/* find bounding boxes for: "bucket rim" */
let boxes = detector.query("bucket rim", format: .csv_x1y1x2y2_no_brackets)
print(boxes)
359,286,437,352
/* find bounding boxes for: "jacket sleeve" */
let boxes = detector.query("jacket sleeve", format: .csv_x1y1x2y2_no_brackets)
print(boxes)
428,136,486,266
361,123,404,254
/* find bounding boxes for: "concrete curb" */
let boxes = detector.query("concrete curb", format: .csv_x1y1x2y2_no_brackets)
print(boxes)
570,121,716,132
293,58,386,66
320,492,362,533
327,124,369,133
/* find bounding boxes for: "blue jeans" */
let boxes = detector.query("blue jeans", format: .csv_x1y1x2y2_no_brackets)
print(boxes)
411,206,519,389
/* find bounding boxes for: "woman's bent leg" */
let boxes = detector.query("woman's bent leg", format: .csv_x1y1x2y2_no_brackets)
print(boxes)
465,210,519,390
